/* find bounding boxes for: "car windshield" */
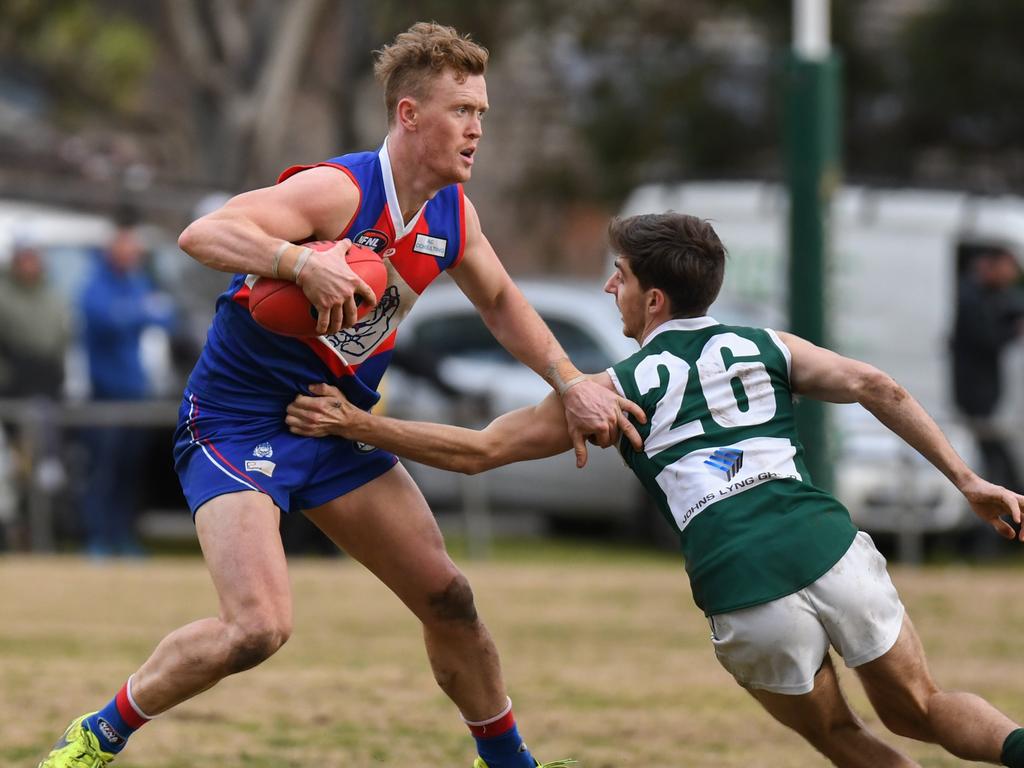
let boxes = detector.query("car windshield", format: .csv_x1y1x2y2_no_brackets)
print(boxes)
411,313,613,372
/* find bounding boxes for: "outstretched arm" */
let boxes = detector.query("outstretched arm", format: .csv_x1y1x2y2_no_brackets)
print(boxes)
282,376,631,473
448,197,644,466
779,331,1024,540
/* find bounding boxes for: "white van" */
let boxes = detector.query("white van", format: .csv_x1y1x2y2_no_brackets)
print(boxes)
619,181,1024,542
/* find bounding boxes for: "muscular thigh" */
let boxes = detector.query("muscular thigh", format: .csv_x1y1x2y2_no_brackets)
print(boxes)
303,462,464,621
195,491,292,626
854,616,937,719
748,655,856,737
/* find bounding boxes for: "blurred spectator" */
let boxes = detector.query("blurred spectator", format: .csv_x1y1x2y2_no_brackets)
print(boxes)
78,213,175,557
0,242,70,550
0,243,69,398
951,246,1024,543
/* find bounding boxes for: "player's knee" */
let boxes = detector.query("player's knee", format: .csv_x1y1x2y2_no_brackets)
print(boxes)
224,617,292,674
871,680,937,740
793,713,867,755
426,573,479,625
876,704,930,740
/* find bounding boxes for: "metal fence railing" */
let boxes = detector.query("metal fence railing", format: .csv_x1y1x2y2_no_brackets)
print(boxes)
0,397,498,557
0,398,180,552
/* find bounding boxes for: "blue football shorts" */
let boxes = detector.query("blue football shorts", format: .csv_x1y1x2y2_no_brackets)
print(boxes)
173,389,398,516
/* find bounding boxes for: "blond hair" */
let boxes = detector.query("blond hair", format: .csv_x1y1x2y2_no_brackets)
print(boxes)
374,22,488,125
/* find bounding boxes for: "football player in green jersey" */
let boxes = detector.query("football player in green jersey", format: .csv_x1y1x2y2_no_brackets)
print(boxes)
287,212,1024,768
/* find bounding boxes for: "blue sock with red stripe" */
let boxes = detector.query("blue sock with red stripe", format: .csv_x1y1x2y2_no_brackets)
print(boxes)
83,677,152,754
465,698,536,768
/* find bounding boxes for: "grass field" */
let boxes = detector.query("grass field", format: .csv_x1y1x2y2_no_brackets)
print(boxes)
4,542,1024,767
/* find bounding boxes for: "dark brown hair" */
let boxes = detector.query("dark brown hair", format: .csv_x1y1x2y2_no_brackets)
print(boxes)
608,213,727,317
373,22,489,125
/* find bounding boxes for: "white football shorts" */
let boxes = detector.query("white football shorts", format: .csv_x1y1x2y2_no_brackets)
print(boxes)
708,531,905,695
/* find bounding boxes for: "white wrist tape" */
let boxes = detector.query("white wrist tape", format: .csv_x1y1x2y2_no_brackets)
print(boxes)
292,247,312,282
272,241,291,279
557,374,588,396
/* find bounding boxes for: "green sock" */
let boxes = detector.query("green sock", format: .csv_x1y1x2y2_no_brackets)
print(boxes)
1002,728,1024,768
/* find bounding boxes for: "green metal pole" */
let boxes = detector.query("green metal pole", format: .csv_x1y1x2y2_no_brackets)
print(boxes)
784,50,841,492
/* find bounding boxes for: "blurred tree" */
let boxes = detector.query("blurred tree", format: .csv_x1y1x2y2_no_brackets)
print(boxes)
157,0,515,190
902,0,1024,187
368,0,504,53
0,0,153,120
6,0,1024,266
497,1,788,207
158,1,510,189
829,3,907,185
161,0,331,188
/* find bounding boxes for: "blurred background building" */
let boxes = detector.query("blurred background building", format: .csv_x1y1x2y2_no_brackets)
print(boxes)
0,0,1022,559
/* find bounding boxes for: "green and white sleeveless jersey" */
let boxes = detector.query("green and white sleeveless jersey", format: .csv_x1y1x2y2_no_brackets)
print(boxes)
608,317,857,616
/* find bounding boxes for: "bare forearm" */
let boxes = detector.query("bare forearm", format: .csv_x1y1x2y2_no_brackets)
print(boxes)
178,212,288,276
859,374,976,490
330,393,572,472
288,386,573,471
340,409,498,474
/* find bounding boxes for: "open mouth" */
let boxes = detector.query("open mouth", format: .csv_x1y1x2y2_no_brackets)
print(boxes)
460,147,476,161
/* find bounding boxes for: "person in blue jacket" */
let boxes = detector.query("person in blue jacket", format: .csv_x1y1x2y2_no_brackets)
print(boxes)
78,212,175,556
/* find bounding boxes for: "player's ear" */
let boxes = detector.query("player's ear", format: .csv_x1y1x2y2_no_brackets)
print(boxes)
397,97,418,131
647,287,666,315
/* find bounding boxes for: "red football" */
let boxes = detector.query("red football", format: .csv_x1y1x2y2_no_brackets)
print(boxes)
249,241,388,337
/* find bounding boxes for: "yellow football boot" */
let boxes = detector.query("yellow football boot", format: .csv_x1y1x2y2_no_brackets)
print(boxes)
37,714,115,768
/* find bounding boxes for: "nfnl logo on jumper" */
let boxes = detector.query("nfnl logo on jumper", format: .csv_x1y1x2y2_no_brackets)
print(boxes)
413,233,447,259
354,229,390,253
704,448,744,481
